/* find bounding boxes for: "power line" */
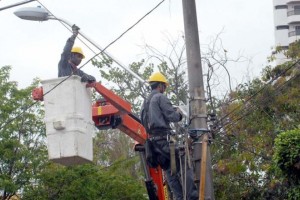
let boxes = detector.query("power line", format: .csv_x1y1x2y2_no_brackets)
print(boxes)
207,60,300,160
191,59,300,160
210,64,300,161
0,0,165,132
204,58,300,136
217,59,300,127
103,0,165,54
223,70,300,132
38,0,165,83
36,0,104,61
207,59,299,137
212,139,271,161
99,155,139,171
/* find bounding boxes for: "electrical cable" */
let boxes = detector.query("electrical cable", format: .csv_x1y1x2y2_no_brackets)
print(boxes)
37,0,166,69
0,0,166,132
205,60,300,161
99,155,139,170
36,0,105,61
223,69,300,133
217,59,300,126
212,138,271,161
103,0,165,56
209,65,300,161
214,59,300,131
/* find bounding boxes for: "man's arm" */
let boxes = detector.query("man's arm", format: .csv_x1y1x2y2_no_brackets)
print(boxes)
58,25,79,77
78,70,96,83
159,95,182,122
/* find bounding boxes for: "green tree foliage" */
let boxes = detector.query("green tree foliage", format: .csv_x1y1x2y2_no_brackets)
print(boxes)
274,129,300,179
0,66,47,200
23,164,147,200
92,57,150,114
93,129,142,180
273,129,300,198
0,66,147,199
271,41,300,200
212,41,300,199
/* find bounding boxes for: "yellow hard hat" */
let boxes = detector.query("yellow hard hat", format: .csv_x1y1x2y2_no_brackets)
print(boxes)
148,72,169,85
71,47,85,59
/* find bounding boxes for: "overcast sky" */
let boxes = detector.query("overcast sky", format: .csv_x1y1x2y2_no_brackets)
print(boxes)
0,0,274,94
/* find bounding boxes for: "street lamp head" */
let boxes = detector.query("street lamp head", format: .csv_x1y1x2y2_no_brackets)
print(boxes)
14,6,49,21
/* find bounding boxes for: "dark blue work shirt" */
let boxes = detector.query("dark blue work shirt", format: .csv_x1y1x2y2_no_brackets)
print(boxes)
58,35,90,78
141,90,181,131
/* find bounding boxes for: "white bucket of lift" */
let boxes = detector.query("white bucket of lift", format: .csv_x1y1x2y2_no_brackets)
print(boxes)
41,75,93,166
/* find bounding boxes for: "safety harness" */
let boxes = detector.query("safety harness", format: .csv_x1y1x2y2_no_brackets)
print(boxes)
169,135,176,175
142,92,176,172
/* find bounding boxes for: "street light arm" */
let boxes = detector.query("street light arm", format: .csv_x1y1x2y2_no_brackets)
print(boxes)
47,16,147,85
14,6,147,85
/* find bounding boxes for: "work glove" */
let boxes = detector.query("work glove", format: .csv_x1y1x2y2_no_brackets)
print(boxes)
72,24,80,36
81,74,96,83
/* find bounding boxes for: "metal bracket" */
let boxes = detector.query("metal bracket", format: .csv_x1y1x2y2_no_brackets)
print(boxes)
188,128,209,139
190,114,207,119
190,96,206,101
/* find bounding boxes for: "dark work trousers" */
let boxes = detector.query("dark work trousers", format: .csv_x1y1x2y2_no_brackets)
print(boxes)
152,139,198,200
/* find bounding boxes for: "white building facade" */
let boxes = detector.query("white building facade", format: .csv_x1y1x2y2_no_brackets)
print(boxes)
273,0,300,64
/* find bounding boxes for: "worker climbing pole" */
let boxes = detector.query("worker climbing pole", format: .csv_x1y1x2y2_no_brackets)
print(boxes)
181,0,215,199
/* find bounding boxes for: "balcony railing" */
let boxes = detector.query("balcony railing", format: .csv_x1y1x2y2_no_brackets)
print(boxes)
287,9,300,16
288,30,300,37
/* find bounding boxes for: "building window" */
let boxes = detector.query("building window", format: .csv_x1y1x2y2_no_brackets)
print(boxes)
275,5,287,9
287,6,300,16
288,26,300,37
276,25,289,30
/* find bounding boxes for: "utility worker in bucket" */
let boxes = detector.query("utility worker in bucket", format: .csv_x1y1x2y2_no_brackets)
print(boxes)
141,72,198,200
58,24,96,83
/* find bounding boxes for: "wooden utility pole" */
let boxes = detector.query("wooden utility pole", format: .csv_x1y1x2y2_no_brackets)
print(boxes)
181,0,215,199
